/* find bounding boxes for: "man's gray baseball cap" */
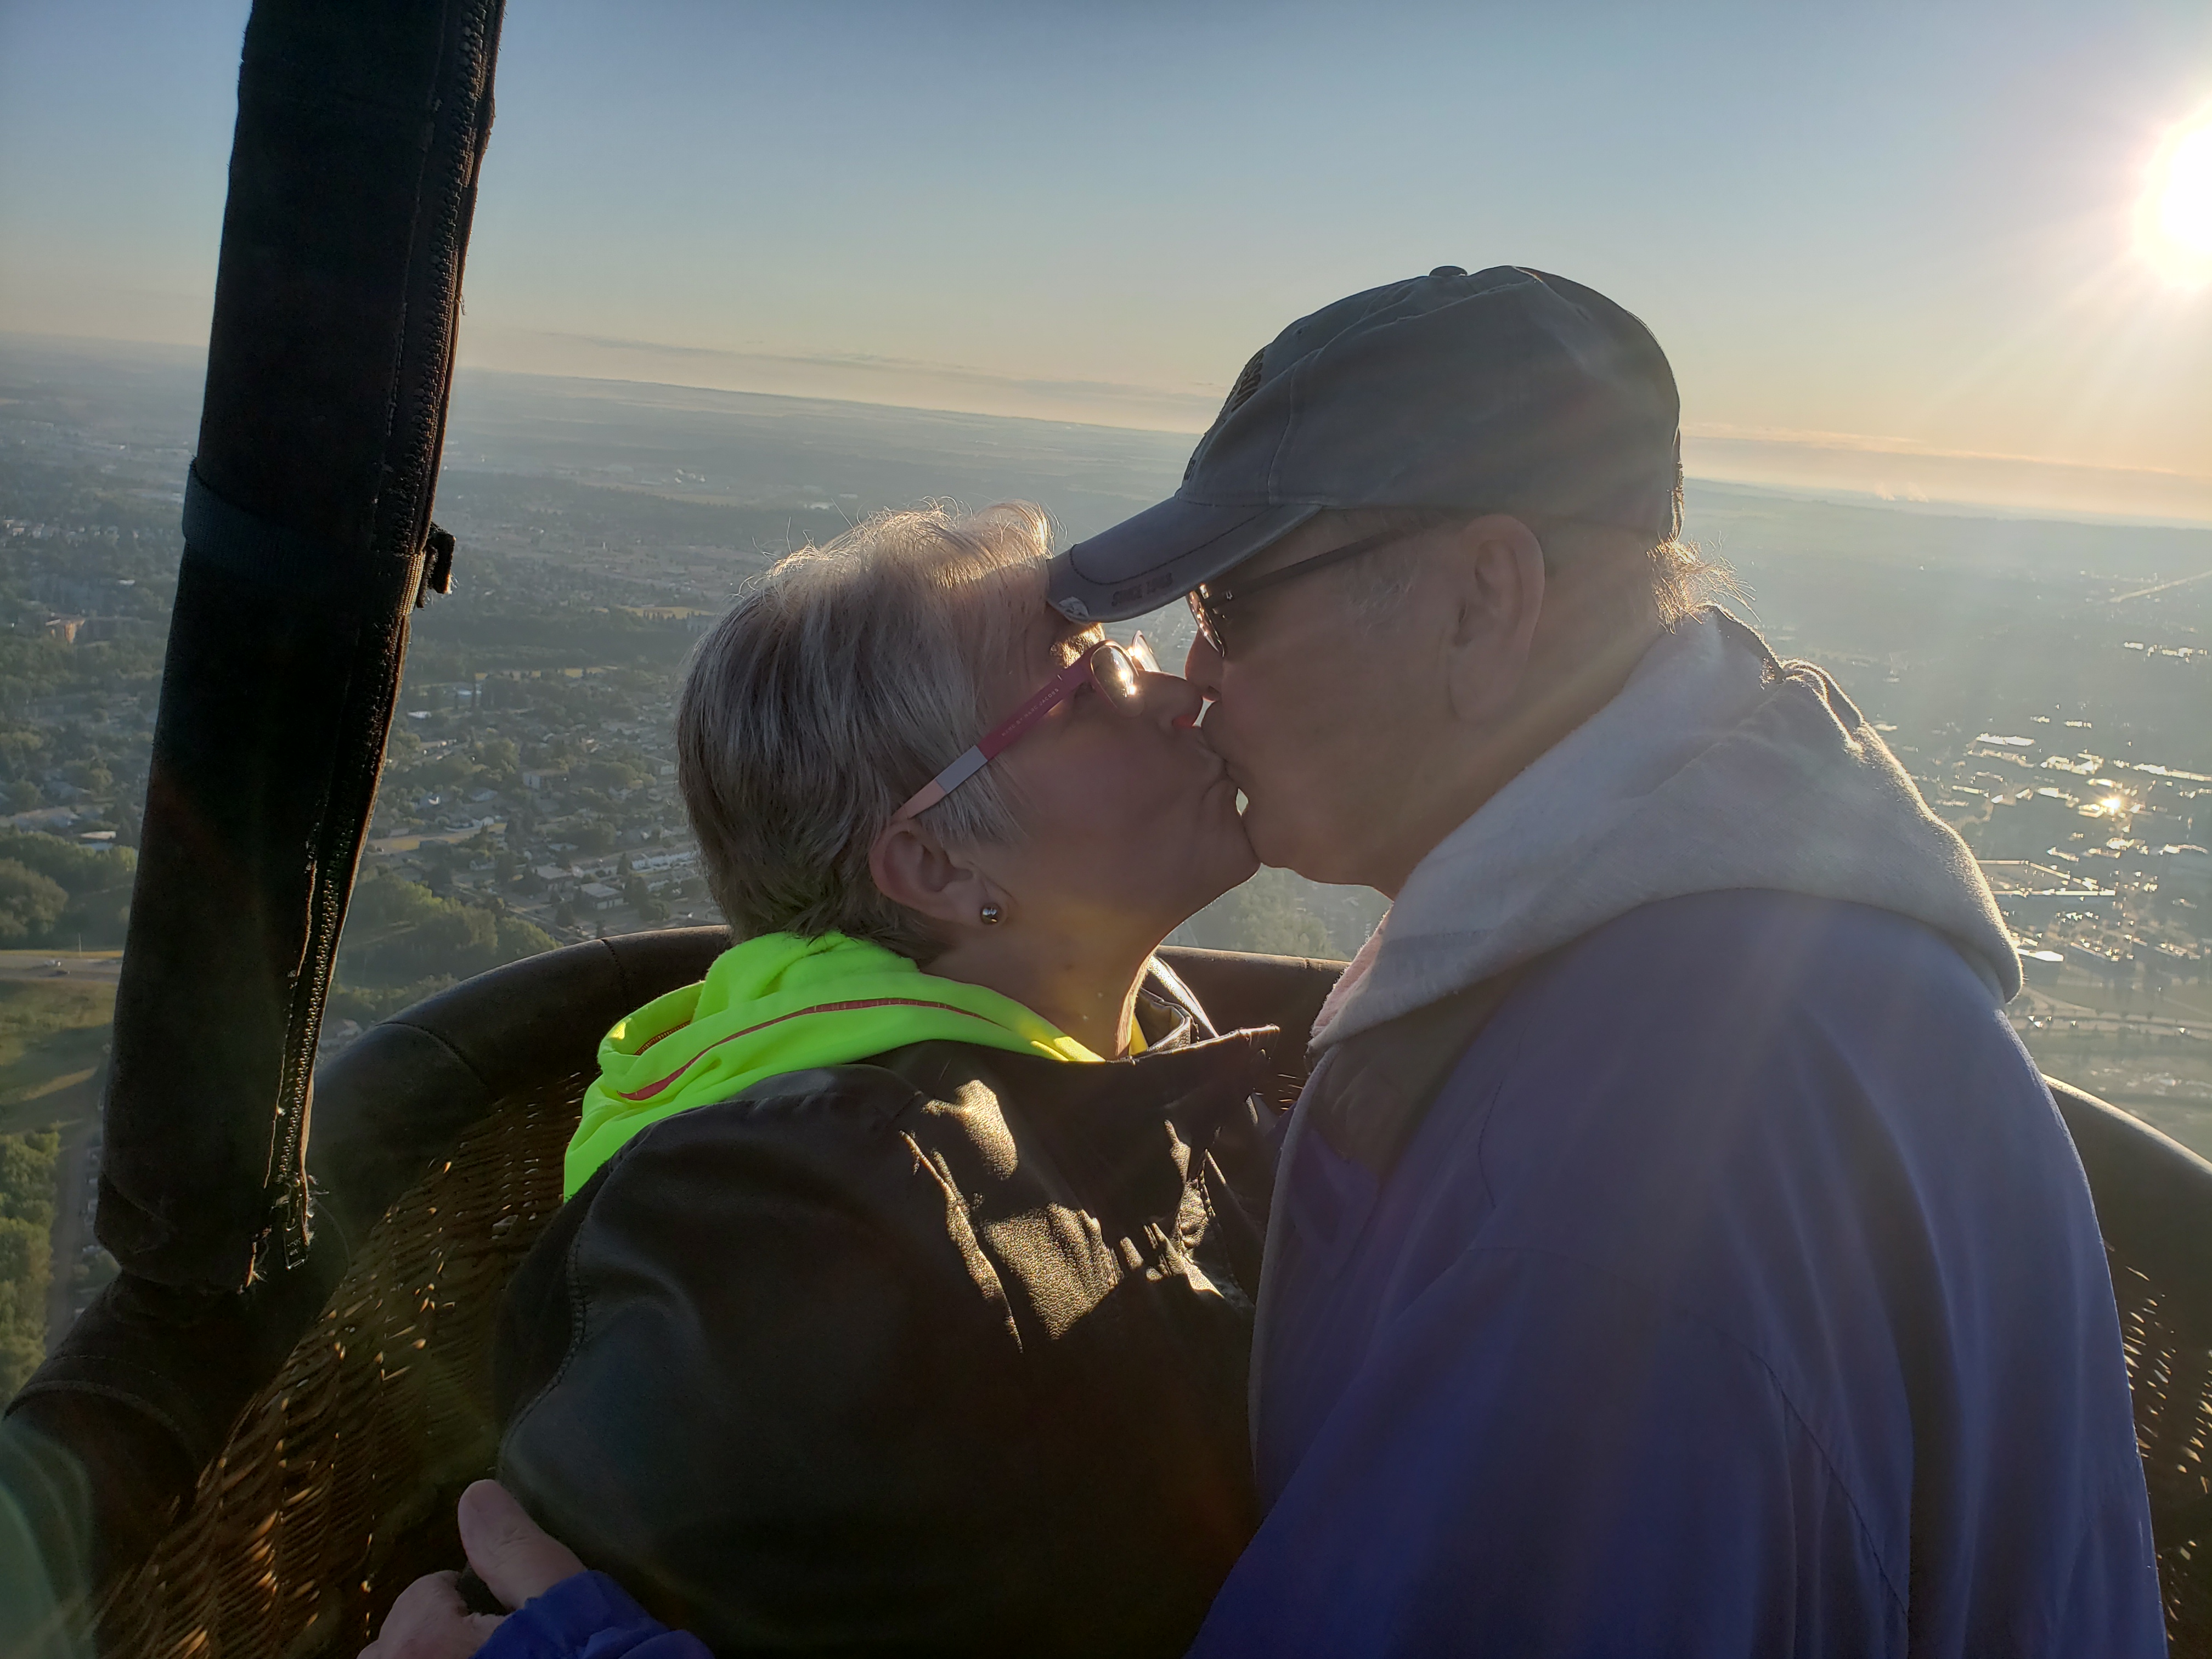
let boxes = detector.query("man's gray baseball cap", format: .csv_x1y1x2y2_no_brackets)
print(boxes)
1047,264,1683,623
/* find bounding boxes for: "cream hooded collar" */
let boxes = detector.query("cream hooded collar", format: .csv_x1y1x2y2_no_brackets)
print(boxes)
1313,608,2019,1050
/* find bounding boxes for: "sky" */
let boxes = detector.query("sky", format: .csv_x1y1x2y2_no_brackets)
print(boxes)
4,0,2212,522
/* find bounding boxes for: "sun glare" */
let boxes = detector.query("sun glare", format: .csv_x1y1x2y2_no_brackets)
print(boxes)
2140,110,2212,287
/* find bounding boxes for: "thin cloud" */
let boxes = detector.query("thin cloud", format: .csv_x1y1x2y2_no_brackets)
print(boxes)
1686,422,2212,485
505,329,1226,421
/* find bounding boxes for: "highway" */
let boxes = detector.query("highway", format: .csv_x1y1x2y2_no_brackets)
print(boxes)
0,950,123,986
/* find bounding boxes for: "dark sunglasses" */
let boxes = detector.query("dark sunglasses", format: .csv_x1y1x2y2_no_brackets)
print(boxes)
1187,521,1442,657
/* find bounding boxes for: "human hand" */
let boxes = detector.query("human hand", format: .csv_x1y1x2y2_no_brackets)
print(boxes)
360,1481,586,1658
454,1480,587,1609
359,1568,501,1659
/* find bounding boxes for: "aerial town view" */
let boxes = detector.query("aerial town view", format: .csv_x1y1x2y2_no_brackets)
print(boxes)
4,336,2208,1394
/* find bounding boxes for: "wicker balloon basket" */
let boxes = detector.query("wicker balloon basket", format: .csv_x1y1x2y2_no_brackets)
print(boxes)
95,1074,587,1659
2117,1260,2212,1647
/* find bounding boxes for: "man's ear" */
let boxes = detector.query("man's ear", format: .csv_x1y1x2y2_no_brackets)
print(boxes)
1439,514,1547,725
868,817,993,930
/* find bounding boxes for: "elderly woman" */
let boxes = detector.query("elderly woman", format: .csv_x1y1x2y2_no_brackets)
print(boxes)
477,504,1275,1658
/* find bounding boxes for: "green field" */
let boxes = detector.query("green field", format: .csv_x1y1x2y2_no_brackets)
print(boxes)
0,977,112,1137
0,974,114,1393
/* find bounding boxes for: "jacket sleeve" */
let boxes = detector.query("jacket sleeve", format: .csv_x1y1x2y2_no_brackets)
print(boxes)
477,1572,712,1659
1184,1244,1900,1658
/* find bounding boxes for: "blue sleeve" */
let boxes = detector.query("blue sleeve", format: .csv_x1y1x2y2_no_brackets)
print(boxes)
477,1572,713,1659
1186,1248,1901,1658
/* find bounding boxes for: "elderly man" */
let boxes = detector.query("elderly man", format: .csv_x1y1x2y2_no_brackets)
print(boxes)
1045,265,2164,1655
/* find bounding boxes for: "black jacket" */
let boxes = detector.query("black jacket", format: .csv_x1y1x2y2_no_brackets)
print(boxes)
493,997,1279,1658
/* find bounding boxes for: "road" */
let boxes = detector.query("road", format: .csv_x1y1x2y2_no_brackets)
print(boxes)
0,952,118,1342
43,1099,100,1348
2107,567,2212,604
0,950,123,986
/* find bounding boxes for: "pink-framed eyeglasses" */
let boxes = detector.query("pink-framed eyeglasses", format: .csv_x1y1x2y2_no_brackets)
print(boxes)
891,634,1159,821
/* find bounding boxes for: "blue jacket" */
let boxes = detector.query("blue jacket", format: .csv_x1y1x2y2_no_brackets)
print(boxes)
479,1573,706,1659
1186,890,2164,1656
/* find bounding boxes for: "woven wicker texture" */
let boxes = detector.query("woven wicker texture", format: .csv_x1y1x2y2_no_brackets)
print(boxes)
88,1072,2212,1657
95,1072,588,1659
2115,1261,2212,1647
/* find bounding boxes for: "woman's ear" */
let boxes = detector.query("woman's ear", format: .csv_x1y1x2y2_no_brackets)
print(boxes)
868,818,994,929
1441,514,1547,726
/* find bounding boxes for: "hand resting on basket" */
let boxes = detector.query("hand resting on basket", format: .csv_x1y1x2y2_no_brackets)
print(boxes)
361,1481,582,1659
363,1481,708,1659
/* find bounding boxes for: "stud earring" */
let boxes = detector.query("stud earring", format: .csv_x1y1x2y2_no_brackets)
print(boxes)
979,902,1003,926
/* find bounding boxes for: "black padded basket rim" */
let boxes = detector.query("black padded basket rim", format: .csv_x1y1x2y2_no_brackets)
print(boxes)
314,928,2212,1245
305,930,1345,1250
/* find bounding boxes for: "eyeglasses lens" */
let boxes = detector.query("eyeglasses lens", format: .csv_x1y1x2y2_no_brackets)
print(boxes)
1187,589,1224,655
1092,642,1145,711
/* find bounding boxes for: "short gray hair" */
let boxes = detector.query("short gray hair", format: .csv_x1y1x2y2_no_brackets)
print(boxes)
1324,506,1727,628
677,504,1057,958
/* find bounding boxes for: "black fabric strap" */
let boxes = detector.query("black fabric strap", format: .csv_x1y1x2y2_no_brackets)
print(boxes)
182,462,459,606
180,462,371,596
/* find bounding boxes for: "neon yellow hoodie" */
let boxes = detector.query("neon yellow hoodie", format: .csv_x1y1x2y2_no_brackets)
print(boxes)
565,930,1124,1198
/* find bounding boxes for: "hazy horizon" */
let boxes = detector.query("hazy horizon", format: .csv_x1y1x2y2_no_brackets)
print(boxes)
9,328,2212,538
